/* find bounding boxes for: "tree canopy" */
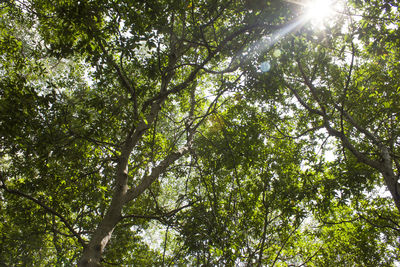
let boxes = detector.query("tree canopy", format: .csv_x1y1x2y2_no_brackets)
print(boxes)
1,0,399,266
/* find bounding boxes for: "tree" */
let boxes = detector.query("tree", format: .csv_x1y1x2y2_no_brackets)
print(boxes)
1,0,399,266
1,0,291,265
278,0,400,212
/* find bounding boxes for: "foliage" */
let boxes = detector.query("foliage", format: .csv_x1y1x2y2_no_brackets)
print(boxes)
0,0,399,266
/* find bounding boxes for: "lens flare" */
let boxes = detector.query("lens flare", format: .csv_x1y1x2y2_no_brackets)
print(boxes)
260,61,271,72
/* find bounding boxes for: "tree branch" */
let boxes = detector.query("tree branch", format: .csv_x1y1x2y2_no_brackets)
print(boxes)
0,177,85,246
297,60,327,115
124,145,190,204
285,82,324,116
92,32,139,119
122,203,193,222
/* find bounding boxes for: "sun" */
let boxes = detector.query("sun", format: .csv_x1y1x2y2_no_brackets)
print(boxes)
284,0,340,27
304,0,335,23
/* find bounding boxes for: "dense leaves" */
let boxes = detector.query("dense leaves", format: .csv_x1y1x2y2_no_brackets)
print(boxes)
1,0,399,265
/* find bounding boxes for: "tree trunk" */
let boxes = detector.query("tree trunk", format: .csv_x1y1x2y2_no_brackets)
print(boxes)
78,155,129,266
379,148,400,213
77,195,124,266
382,170,400,214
